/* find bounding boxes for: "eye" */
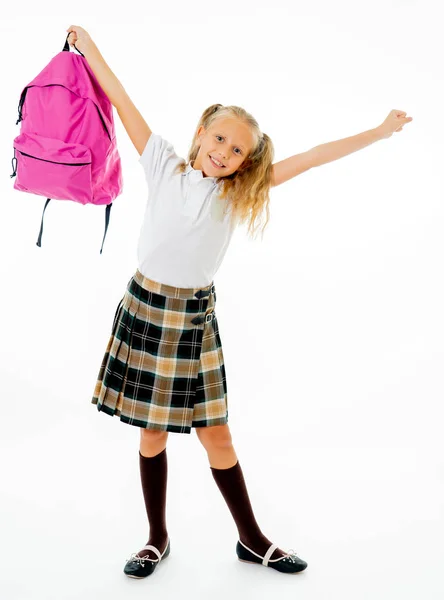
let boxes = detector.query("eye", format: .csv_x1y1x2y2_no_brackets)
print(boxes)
215,135,242,155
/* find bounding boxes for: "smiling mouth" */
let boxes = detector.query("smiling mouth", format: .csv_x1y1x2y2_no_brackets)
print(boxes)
209,155,226,168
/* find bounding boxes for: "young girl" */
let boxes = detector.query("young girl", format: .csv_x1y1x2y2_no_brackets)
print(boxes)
66,25,412,579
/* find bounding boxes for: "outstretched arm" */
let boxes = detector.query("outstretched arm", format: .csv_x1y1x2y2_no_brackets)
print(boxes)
270,109,413,188
66,25,152,156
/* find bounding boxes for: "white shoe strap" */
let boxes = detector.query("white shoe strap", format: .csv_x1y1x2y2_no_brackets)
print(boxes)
262,543,278,566
141,544,162,562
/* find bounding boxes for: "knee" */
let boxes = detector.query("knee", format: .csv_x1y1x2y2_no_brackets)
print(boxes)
195,424,233,451
140,428,169,452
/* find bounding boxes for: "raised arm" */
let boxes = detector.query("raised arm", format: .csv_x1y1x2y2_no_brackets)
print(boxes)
66,25,152,156
271,109,413,188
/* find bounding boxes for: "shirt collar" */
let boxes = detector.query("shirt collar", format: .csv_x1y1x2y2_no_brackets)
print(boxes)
182,160,218,182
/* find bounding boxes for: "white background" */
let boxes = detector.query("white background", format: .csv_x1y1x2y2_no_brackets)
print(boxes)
1,1,443,599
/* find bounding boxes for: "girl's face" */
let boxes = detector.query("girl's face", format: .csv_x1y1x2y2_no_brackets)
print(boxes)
194,117,254,177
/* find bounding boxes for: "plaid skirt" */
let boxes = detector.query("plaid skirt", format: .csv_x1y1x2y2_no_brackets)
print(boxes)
91,269,228,434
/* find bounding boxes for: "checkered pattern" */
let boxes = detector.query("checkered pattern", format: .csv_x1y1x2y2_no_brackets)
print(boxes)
91,269,228,433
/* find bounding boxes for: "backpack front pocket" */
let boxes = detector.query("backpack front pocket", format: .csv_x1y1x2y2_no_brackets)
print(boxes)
12,132,93,204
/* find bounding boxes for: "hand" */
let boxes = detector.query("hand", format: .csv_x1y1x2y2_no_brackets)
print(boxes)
377,109,413,139
66,25,94,54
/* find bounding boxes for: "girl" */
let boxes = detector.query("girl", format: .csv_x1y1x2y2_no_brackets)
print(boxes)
66,25,412,579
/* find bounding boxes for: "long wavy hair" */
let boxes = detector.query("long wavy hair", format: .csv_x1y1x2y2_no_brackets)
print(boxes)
174,104,274,239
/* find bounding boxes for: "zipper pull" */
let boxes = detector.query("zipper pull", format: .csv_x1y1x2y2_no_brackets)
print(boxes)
16,100,24,124
10,148,17,178
16,87,28,125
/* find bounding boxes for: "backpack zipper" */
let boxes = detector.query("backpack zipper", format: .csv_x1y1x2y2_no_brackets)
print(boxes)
10,148,17,178
13,148,91,168
16,84,112,141
16,88,29,125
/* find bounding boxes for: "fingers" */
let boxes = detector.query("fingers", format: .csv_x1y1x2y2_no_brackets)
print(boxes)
393,109,413,123
66,26,79,45
66,25,79,36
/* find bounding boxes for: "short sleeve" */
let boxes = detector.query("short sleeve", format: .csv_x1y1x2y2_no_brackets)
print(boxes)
138,132,181,189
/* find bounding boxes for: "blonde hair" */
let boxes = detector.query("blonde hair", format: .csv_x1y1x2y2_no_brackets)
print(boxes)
174,104,274,239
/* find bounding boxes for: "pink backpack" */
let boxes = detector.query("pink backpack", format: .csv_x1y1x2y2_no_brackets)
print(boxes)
10,35,123,253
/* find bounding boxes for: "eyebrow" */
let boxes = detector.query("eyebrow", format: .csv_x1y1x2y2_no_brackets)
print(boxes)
215,132,247,151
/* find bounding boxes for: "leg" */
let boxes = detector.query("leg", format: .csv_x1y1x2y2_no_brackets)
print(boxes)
195,423,238,469
195,424,286,560
137,429,169,560
140,427,169,458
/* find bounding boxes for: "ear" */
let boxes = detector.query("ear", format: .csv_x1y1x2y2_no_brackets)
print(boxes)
197,125,206,140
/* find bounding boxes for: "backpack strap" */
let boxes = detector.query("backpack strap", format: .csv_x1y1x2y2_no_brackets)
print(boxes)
35,199,112,253
100,203,112,254
36,198,51,247
63,33,85,58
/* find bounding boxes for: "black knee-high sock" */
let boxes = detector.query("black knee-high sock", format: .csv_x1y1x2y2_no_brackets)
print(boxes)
210,460,286,560
137,448,169,560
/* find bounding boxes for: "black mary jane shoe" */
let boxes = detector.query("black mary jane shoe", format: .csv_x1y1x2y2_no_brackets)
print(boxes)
123,538,170,579
236,539,307,574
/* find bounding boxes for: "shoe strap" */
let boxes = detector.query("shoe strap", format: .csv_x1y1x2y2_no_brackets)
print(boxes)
262,543,278,566
141,544,162,562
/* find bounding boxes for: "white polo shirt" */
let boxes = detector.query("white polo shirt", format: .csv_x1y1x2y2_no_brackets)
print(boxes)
137,132,238,288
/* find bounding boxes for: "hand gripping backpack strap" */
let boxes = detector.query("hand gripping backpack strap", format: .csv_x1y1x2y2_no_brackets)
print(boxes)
63,33,85,57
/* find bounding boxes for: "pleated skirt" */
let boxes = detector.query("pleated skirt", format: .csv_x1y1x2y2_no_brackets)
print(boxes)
91,269,228,434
